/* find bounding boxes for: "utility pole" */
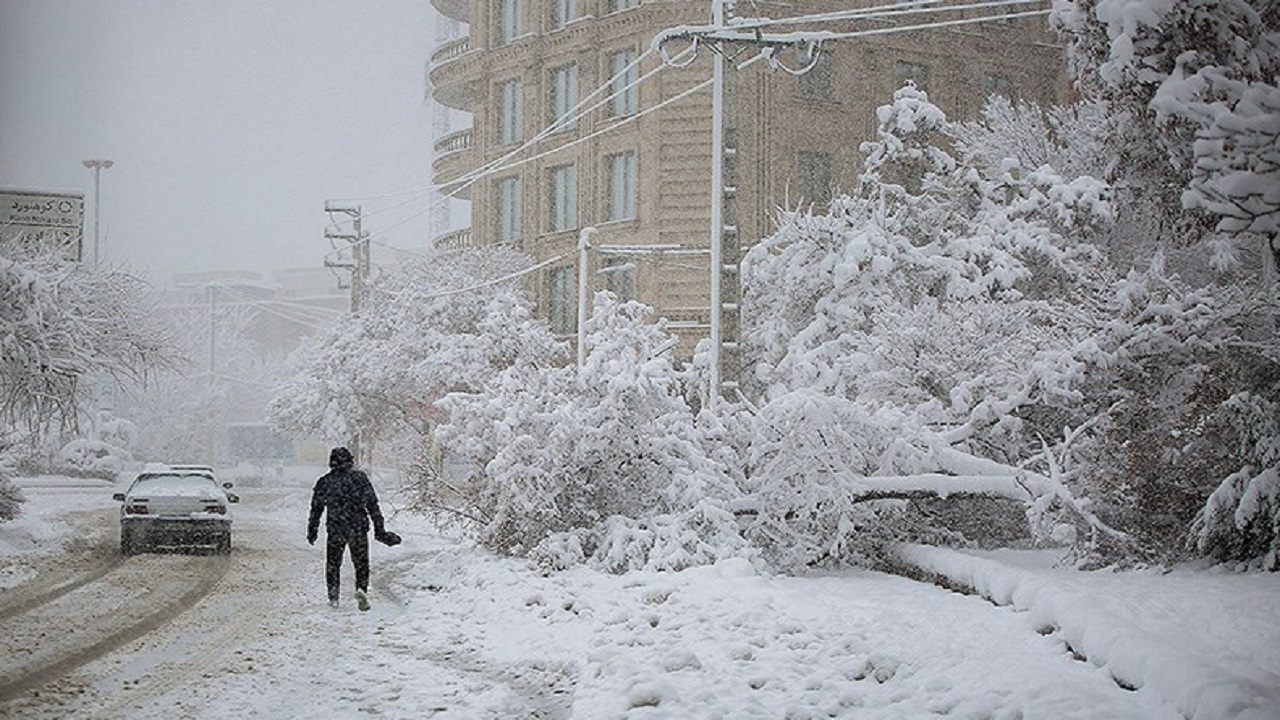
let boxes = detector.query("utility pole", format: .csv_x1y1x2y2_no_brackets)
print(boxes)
577,227,597,368
708,0,726,410
207,283,218,465
323,202,370,463
81,159,113,263
706,0,744,409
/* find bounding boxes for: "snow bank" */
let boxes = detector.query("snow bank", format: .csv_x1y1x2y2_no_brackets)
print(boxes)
890,543,1280,720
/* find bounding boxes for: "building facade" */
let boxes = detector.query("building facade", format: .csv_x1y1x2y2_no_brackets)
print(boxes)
428,0,1067,384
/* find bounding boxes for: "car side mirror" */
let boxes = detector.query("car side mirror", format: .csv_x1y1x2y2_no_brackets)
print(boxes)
227,493,240,503
112,492,125,502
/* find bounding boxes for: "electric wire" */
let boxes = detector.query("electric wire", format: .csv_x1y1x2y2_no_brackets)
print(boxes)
327,0,1052,261
322,46,691,245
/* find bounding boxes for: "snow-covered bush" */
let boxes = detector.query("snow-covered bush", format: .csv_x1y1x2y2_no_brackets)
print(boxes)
55,438,131,480
435,293,750,572
0,433,24,522
1189,391,1280,569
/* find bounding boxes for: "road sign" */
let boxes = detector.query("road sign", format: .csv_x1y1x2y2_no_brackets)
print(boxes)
0,188,85,260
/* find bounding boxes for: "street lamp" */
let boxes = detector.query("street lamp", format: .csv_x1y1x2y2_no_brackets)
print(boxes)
82,159,114,263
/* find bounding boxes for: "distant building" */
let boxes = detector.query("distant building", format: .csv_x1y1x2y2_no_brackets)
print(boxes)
164,267,348,364
428,0,1067,386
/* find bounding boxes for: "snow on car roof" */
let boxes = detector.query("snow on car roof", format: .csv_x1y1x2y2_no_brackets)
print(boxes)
131,474,224,496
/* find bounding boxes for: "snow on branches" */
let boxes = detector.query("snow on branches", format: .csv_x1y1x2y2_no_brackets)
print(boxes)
434,293,749,573
1053,0,1280,252
0,235,172,433
269,247,561,446
735,87,1122,569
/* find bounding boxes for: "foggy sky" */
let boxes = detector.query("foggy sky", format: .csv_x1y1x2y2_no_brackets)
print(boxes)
0,0,442,285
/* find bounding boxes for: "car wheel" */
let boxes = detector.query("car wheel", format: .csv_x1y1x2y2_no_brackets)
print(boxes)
121,527,138,556
216,533,232,555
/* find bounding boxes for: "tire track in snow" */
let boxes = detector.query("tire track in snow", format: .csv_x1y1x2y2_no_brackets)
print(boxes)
0,553,231,704
0,553,125,622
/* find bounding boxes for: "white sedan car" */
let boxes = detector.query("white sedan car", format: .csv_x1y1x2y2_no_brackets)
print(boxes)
113,469,239,555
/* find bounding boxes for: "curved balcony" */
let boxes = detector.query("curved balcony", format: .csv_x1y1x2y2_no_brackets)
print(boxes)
430,36,481,111
432,128,475,200
434,227,475,250
430,0,469,23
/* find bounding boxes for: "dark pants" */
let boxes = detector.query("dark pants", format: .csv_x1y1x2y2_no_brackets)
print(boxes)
325,532,369,601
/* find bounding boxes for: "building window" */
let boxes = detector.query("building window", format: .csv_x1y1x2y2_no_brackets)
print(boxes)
549,164,577,233
496,176,522,244
550,64,578,131
896,60,929,92
608,49,639,117
497,78,523,145
549,266,576,335
498,0,522,45
602,257,635,302
606,151,637,221
798,50,834,101
550,0,577,29
797,151,833,204
984,72,1014,99
607,0,637,11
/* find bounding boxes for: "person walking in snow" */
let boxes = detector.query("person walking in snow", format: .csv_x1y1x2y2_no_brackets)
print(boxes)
307,446,388,611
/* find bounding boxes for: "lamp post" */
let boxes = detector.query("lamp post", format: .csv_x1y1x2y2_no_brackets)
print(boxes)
81,159,114,263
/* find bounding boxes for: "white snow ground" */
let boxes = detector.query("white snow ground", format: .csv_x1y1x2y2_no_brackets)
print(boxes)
2,467,1278,720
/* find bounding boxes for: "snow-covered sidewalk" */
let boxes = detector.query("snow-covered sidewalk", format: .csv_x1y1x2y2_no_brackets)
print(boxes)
891,544,1280,720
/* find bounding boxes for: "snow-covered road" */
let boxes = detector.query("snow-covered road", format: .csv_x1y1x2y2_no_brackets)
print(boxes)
1,468,1275,719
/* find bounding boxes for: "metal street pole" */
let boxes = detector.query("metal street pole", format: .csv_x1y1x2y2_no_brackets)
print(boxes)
81,159,114,263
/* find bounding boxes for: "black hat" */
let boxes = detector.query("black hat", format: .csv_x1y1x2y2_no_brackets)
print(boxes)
329,446,354,468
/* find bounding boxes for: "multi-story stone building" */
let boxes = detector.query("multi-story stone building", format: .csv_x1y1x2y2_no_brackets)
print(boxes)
428,0,1066,386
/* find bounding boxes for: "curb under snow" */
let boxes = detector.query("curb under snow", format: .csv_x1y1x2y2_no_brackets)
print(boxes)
887,543,1280,720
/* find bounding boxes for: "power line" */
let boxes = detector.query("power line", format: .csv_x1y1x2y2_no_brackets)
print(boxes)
323,44,693,247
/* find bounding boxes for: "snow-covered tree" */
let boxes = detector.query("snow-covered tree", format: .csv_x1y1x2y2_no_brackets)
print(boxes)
269,247,561,467
115,300,268,463
0,236,173,434
1048,0,1280,566
435,293,749,572
735,85,1124,570
1052,0,1280,267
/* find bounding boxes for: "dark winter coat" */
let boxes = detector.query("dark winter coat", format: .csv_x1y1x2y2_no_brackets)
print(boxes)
308,466,385,540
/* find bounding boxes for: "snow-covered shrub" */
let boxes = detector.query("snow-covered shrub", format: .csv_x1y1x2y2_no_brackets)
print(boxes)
0,433,24,522
1051,255,1280,565
55,438,131,480
1190,391,1280,569
96,412,138,453
436,293,750,572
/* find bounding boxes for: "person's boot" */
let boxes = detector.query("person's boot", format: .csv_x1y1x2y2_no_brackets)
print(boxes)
355,588,370,612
